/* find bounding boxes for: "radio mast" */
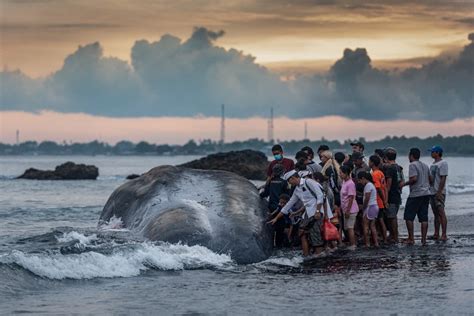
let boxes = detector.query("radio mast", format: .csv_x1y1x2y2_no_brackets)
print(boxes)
220,104,225,144
304,122,308,140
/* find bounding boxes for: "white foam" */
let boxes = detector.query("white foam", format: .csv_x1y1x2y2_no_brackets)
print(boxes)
98,215,127,231
56,231,98,245
448,184,474,195
258,256,303,268
4,243,233,280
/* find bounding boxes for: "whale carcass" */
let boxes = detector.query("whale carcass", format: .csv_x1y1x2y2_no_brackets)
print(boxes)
99,166,273,264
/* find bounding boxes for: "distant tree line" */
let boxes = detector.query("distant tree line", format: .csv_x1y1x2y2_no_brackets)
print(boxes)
0,134,473,156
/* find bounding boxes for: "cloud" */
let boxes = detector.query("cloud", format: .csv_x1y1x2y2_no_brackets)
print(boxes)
1,28,473,121
0,23,121,30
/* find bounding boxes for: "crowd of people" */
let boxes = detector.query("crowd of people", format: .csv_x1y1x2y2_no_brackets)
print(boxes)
261,142,448,258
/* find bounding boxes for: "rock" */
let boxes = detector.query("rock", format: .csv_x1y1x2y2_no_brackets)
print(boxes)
17,162,99,180
179,149,269,180
126,174,140,180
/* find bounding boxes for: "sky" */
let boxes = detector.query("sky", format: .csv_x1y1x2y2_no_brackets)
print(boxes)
0,0,473,144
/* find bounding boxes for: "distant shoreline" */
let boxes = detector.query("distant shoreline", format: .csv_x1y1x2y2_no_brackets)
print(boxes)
1,153,473,158
1,134,473,157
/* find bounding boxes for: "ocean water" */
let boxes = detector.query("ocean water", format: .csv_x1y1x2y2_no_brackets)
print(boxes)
0,155,473,314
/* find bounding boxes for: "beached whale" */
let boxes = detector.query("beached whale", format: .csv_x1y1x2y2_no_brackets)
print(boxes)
99,165,272,264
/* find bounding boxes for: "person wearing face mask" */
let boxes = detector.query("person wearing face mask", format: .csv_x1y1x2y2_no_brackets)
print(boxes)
264,144,295,186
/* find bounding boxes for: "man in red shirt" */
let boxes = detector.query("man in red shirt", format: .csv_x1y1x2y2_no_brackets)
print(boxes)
265,144,295,185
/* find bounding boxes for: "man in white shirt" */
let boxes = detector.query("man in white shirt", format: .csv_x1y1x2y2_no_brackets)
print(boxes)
429,145,448,241
269,170,325,256
403,148,431,245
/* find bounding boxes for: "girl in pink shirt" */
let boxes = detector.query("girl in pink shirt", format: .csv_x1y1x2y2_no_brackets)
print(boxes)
339,165,358,248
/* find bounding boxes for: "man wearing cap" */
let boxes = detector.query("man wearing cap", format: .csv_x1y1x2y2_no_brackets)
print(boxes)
269,170,325,257
429,145,448,241
403,148,431,246
351,141,365,155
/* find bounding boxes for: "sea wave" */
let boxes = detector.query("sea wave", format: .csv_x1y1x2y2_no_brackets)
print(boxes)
1,242,233,280
56,231,98,245
448,184,474,195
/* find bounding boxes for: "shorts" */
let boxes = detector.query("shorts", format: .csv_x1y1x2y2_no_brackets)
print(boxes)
377,208,386,220
430,194,446,213
364,205,379,220
300,216,324,247
344,213,357,230
386,204,400,219
300,216,315,230
404,196,430,222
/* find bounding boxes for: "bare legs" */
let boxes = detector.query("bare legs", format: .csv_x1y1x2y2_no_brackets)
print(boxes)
377,217,388,243
405,220,415,245
421,221,428,246
299,230,310,256
347,228,356,247
433,207,448,241
388,218,399,243
363,216,379,247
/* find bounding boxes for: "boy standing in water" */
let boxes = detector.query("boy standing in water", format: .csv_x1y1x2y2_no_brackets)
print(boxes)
403,148,431,246
429,146,448,241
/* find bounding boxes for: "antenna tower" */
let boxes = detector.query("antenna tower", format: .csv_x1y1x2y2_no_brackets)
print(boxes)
220,104,225,144
304,122,308,140
16,130,20,145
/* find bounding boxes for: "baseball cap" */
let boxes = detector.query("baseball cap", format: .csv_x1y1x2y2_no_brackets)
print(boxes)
428,145,443,153
283,170,299,181
350,141,365,150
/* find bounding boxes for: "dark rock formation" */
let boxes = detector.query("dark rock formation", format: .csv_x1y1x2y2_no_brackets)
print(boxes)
179,150,269,180
18,162,99,180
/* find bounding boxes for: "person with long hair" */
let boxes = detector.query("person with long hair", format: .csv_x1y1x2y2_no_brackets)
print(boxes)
320,150,341,205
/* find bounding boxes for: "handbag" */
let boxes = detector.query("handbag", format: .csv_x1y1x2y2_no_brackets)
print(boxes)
322,218,339,241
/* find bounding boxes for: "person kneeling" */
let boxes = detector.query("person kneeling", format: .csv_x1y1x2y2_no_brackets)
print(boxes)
269,170,325,257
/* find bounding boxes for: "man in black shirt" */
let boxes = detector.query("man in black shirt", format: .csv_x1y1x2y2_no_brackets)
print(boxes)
260,164,291,247
384,148,404,243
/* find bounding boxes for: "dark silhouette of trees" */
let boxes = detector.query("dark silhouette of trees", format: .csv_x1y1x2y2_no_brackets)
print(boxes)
1,134,473,156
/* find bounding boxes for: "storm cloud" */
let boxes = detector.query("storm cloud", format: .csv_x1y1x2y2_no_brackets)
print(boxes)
1,28,473,120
